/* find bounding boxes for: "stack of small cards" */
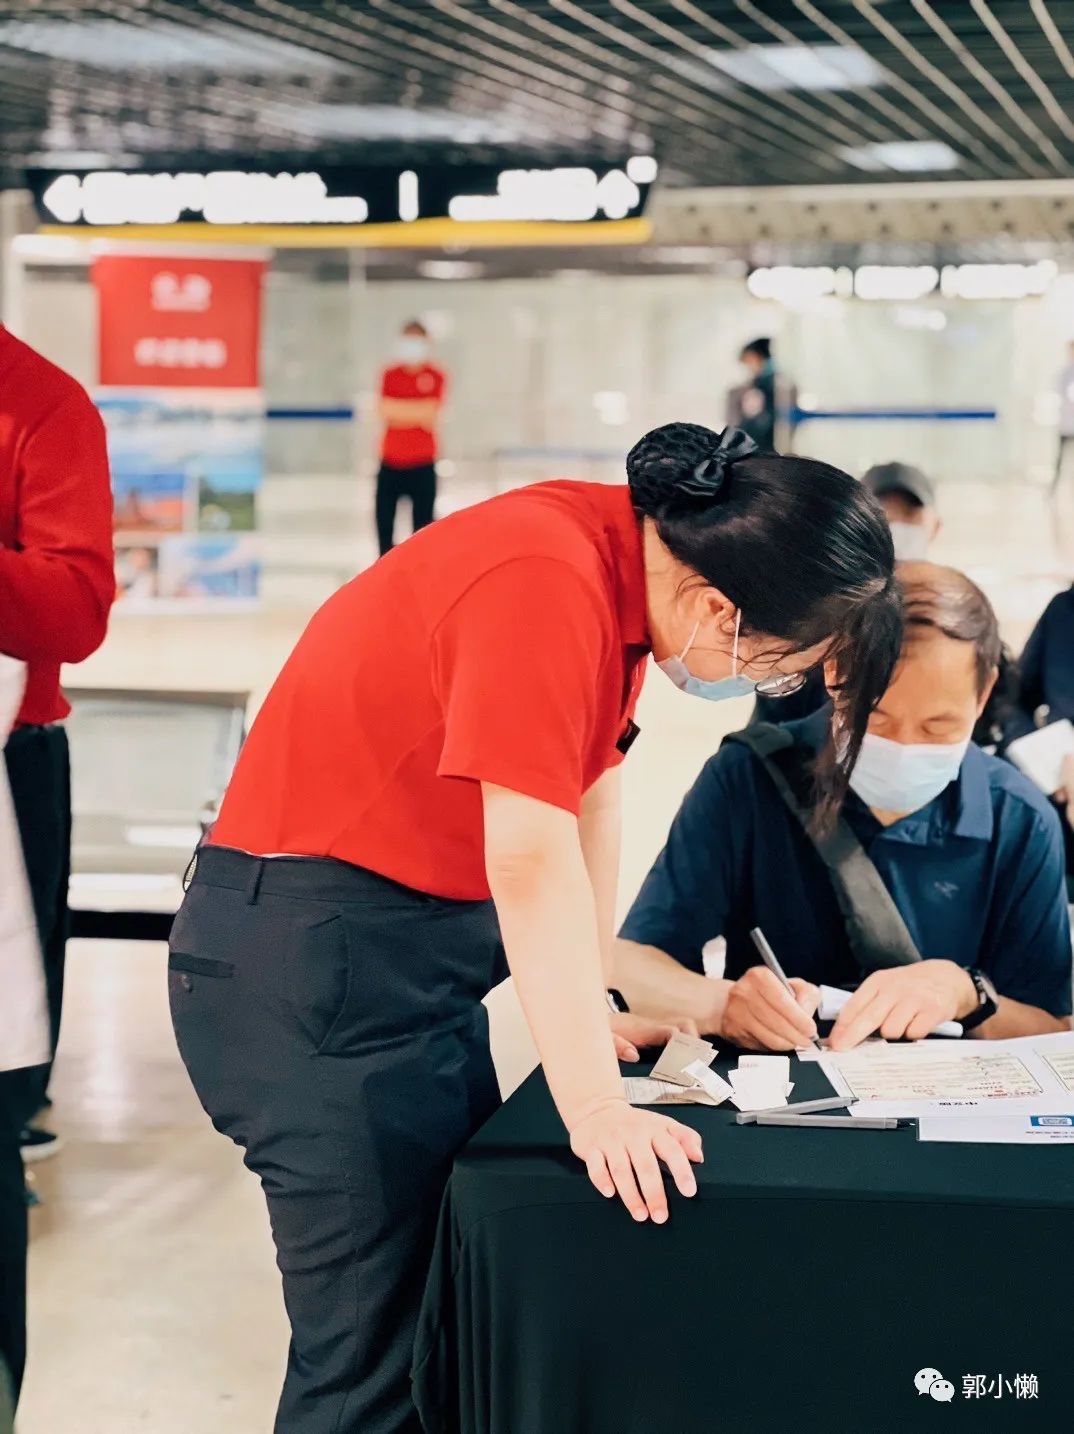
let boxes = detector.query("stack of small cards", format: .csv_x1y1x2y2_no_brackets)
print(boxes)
728,1055,794,1112
623,1032,735,1107
622,1036,794,1111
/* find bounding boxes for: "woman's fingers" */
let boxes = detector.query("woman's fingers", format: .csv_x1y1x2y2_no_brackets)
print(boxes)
667,1119,704,1163
627,1138,669,1223
574,1110,704,1223
613,1034,640,1062
605,1149,648,1222
652,1129,698,1198
584,1149,615,1199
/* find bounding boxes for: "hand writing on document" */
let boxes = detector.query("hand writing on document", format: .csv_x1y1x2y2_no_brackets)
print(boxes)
609,1011,699,1063
828,960,978,1050
720,967,820,1051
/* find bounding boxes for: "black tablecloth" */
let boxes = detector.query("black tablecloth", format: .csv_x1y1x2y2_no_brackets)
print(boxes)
413,1055,1074,1434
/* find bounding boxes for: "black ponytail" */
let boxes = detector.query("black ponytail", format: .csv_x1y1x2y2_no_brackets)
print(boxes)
627,422,902,824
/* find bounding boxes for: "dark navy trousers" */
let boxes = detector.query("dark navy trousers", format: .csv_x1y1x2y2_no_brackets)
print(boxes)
169,846,505,1434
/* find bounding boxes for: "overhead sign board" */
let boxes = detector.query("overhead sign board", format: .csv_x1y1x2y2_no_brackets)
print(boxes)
28,160,655,230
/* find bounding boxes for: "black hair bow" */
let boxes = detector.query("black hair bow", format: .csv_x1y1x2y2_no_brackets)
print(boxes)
680,426,758,501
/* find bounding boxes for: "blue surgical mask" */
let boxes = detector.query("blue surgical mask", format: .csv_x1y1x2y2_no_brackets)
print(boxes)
658,610,756,702
849,731,969,814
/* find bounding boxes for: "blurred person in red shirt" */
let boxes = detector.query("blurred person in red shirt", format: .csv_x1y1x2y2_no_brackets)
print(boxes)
375,319,446,555
0,326,113,1405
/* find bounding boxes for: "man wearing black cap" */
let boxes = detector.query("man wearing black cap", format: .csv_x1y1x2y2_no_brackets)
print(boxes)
752,460,940,725
862,461,941,562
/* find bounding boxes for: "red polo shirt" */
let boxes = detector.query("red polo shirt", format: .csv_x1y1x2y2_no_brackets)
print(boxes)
211,481,650,899
0,328,115,726
380,362,446,468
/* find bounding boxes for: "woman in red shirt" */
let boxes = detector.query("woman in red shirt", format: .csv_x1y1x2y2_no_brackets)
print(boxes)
169,423,900,1434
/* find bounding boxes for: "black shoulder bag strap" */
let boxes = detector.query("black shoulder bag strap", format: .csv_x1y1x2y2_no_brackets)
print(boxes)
724,723,923,973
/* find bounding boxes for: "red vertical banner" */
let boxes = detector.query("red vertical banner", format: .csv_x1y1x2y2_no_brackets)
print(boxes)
93,252,266,606
92,254,266,389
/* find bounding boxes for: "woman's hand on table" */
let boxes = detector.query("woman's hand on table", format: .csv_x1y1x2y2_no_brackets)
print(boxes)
719,967,820,1051
827,960,976,1050
609,1011,699,1062
569,1100,702,1224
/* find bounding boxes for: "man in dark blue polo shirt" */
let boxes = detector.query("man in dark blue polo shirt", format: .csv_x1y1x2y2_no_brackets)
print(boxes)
617,563,1072,1051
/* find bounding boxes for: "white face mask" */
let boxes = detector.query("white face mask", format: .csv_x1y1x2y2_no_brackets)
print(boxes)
397,336,430,364
889,521,930,562
657,610,756,702
849,731,970,814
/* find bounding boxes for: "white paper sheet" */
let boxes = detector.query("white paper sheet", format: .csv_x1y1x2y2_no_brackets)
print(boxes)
738,1054,791,1082
729,1084,794,1113
1007,718,1074,795
820,1032,1074,1119
0,656,50,1073
623,1077,721,1107
796,1037,887,1063
918,1112,1074,1144
727,1061,794,1111
683,1059,735,1106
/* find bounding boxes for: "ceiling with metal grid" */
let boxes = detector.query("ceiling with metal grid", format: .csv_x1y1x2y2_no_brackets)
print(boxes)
1,2,1073,192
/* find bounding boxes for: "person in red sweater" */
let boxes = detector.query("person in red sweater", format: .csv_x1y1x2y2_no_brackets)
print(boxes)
0,325,113,1404
375,319,447,555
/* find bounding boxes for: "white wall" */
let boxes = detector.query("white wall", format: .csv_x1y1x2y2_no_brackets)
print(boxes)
12,258,1074,487
19,271,97,389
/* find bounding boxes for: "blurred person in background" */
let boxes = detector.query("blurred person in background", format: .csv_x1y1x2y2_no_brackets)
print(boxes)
1053,340,1074,493
725,337,797,453
862,461,941,561
1016,582,1074,885
0,325,114,1405
1014,582,1074,735
858,463,1025,753
376,319,447,556
754,460,942,726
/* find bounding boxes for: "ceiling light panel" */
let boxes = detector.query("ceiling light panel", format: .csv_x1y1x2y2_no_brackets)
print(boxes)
841,141,962,173
0,19,341,74
707,45,884,92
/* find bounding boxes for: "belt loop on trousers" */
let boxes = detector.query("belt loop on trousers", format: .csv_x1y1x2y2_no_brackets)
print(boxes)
245,857,266,904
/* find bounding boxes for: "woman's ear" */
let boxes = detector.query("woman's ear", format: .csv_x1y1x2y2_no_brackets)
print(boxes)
976,665,999,719
698,586,736,635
